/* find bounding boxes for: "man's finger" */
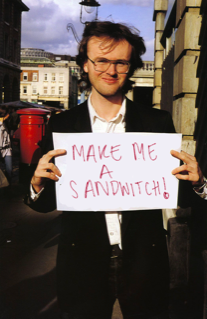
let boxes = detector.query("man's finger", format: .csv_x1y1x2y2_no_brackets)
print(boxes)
170,150,196,164
171,165,188,175
42,149,67,163
36,162,62,178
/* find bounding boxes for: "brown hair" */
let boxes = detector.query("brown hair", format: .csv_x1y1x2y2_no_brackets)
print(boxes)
76,21,146,93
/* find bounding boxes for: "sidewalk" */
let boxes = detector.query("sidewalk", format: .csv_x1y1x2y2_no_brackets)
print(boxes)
0,155,123,319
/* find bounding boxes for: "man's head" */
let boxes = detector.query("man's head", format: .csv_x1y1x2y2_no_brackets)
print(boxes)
76,21,146,94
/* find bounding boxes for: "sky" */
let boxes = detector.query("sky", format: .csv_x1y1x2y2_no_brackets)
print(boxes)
21,0,156,61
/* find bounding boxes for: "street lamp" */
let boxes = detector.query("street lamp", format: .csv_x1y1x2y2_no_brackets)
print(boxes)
67,0,101,43
79,0,100,24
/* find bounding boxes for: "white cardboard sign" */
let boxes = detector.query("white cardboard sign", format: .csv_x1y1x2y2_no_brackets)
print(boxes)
53,133,182,211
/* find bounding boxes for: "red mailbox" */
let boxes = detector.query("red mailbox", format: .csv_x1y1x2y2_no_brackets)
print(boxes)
17,108,50,164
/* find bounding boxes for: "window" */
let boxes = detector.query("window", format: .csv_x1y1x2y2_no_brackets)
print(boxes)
43,87,48,94
52,73,56,81
4,34,9,59
33,73,38,81
59,86,63,95
4,2,10,23
59,73,64,81
32,87,37,94
44,74,48,81
13,40,17,63
23,72,28,81
23,86,27,94
51,87,55,95
14,5,20,28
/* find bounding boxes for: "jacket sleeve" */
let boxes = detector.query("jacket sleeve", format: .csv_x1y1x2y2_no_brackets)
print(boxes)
24,118,57,213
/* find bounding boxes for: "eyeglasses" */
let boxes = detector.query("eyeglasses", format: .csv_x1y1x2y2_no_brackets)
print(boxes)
87,56,130,74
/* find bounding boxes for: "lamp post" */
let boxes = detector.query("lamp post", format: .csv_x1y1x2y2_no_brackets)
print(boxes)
67,0,101,43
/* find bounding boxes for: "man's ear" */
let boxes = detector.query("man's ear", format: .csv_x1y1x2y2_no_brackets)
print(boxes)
83,61,88,73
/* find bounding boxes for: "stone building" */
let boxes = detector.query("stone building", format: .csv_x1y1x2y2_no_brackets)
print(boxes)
153,0,207,317
153,0,204,158
0,0,29,104
194,1,207,180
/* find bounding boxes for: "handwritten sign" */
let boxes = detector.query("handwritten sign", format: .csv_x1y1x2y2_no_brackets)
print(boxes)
53,133,182,211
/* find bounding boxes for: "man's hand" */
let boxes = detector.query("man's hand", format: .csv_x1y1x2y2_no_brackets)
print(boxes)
171,150,204,186
31,149,67,193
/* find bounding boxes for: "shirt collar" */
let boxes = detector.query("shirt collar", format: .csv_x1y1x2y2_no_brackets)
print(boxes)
88,93,126,125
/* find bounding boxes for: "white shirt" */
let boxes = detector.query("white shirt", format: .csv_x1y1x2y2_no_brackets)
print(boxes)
88,95,126,248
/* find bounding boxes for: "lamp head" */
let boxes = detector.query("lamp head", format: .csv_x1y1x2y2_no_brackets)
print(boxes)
79,0,100,7
79,0,100,23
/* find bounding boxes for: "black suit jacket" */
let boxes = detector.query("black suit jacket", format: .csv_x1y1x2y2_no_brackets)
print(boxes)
26,98,175,314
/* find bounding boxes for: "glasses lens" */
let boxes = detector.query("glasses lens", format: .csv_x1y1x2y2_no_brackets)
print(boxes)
94,58,109,72
94,58,129,74
116,62,129,74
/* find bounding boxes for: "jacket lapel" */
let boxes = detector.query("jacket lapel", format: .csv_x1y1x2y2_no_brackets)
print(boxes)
125,98,144,133
72,100,92,133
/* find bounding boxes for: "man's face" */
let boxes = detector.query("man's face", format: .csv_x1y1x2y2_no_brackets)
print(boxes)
83,37,132,100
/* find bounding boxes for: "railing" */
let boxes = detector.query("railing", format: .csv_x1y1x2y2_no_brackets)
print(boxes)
132,61,154,78
142,61,154,71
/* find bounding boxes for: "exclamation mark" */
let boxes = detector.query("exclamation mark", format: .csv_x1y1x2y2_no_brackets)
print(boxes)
163,177,170,199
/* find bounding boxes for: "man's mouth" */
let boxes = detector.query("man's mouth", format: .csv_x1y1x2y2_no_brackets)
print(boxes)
102,77,118,84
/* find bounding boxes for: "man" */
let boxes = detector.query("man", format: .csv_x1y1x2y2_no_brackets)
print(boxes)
26,21,203,319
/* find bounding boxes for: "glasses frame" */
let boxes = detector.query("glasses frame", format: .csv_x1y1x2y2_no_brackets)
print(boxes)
87,56,131,74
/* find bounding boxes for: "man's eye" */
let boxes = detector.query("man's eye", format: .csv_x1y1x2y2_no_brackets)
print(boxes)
116,61,127,66
96,59,108,64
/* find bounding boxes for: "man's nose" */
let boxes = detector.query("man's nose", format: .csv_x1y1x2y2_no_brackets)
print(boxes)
106,63,117,75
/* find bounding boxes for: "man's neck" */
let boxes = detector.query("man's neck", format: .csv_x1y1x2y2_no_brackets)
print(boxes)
90,90,124,121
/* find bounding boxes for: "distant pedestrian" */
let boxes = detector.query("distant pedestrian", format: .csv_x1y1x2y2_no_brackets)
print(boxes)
0,105,12,185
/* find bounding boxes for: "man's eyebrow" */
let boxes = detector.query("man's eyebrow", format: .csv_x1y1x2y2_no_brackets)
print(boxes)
115,59,129,63
96,57,129,63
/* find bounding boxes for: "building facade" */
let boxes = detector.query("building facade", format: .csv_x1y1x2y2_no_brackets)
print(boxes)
20,49,80,109
153,1,207,317
0,0,29,104
153,0,203,156
20,65,71,109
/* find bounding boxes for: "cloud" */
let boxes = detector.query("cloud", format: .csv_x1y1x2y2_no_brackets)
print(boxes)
21,0,155,58
100,0,153,6
23,0,85,19
21,0,83,55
